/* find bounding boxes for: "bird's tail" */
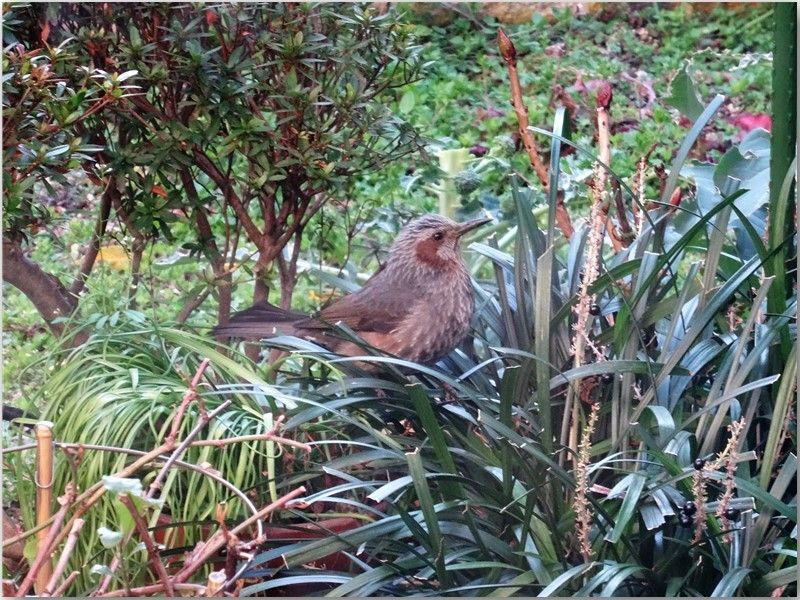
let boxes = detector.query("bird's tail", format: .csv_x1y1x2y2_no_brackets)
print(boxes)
212,301,306,339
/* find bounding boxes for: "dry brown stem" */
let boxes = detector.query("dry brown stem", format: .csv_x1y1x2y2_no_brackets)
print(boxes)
118,495,174,597
595,83,623,252
573,402,600,563
41,518,85,597
172,485,307,585
14,485,75,598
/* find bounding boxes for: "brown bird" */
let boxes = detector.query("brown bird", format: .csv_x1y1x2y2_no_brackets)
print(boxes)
214,214,491,364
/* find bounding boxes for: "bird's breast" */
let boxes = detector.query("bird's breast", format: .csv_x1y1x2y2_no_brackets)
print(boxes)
391,269,474,364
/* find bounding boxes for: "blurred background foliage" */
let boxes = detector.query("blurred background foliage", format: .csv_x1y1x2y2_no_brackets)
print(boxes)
2,2,795,597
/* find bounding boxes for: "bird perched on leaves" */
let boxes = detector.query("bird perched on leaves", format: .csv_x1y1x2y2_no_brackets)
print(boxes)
214,214,491,364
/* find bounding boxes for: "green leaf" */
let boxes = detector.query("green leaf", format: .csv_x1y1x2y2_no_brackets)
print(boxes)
398,90,416,114
604,473,646,543
406,448,449,587
666,65,704,121
407,383,461,499
710,567,750,597
97,526,123,548
102,476,143,496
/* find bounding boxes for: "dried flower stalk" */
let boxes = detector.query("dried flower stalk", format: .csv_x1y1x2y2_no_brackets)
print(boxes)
691,418,746,545
715,419,746,541
573,402,600,563
563,161,608,457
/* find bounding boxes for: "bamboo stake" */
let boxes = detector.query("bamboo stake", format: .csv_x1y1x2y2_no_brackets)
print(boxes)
34,421,54,595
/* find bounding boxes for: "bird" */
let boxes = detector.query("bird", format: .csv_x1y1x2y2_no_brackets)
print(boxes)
213,214,492,365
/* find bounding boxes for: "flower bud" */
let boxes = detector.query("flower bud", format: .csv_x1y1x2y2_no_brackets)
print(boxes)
497,29,516,63
597,81,613,110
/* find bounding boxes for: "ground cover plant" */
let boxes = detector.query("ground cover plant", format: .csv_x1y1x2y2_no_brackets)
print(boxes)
2,2,796,597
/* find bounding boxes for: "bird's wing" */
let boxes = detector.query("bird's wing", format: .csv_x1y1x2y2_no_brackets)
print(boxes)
297,275,417,335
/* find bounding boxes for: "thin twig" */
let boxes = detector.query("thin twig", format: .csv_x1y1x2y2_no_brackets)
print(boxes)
3,443,173,550
14,486,75,598
118,495,174,597
41,518,85,597
188,416,310,452
173,485,307,585
98,583,206,597
148,398,230,498
50,571,80,597
165,358,212,446
128,234,146,308
97,397,230,596
69,182,114,297
175,287,212,325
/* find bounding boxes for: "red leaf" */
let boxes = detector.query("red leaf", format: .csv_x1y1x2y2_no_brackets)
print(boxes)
730,112,771,134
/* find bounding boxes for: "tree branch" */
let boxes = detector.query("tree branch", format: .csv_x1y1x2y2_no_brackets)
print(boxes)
192,148,262,244
2,240,83,342
118,495,173,597
69,183,114,298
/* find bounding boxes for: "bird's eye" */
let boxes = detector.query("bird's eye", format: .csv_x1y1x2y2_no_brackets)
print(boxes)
432,231,444,241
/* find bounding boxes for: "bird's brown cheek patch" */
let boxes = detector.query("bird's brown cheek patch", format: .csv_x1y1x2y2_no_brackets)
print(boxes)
415,238,449,268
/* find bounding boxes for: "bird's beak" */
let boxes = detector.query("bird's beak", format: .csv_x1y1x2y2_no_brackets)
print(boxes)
455,216,492,237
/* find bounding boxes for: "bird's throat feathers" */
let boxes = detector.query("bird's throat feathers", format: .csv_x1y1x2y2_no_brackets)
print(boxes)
414,237,456,269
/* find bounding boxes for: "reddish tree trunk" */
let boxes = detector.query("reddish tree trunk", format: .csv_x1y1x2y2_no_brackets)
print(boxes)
2,241,88,345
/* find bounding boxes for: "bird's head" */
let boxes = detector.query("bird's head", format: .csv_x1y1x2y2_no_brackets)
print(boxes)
389,214,492,271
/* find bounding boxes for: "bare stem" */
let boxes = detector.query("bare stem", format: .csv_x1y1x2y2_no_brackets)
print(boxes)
98,583,206,597
41,518,85,597
173,485,307,585
118,495,174,597
498,28,573,239
51,571,80,597
14,486,76,598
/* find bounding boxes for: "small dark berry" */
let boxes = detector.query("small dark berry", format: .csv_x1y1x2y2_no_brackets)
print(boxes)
724,508,740,521
601,373,614,384
693,458,706,470
679,513,692,528
682,500,697,515
589,304,601,316
469,144,489,157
